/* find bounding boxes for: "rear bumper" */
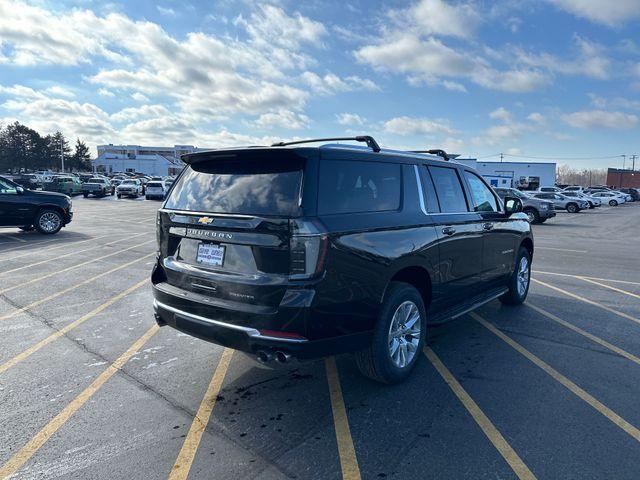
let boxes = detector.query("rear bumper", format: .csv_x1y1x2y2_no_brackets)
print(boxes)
152,283,371,359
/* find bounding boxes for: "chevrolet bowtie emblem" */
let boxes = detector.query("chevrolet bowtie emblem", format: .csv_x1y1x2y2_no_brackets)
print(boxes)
197,217,214,225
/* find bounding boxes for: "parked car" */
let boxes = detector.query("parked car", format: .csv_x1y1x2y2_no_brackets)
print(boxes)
531,192,588,213
564,192,601,209
538,186,565,193
145,180,168,200
619,188,640,201
611,190,633,202
116,179,143,198
43,176,83,196
11,174,42,190
591,191,626,206
152,137,534,384
495,187,555,224
0,176,73,234
82,177,114,197
562,186,584,194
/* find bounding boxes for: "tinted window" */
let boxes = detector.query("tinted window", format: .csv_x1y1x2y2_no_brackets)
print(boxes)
420,166,441,213
0,178,17,193
428,166,468,213
318,160,401,215
147,182,163,187
165,158,303,216
464,172,498,212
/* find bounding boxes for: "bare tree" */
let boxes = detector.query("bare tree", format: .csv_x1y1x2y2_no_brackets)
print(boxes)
556,164,607,186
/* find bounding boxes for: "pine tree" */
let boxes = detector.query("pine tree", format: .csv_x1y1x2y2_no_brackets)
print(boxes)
72,138,92,171
50,131,72,172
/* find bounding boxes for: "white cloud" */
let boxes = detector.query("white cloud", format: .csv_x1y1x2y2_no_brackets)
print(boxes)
398,0,481,39
383,116,457,136
131,92,149,102
527,112,546,124
336,113,366,126
356,34,550,93
234,4,326,50
562,110,639,129
300,72,379,95
249,110,310,130
489,107,513,122
545,0,640,26
156,6,176,17
97,88,115,97
110,104,172,123
45,86,75,98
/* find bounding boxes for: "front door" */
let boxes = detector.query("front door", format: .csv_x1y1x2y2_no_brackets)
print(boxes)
0,178,24,226
463,170,517,288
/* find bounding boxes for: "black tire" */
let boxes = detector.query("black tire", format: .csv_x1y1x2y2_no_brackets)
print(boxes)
538,218,547,224
609,200,617,206
83,192,89,198
145,195,150,200
355,282,427,384
588,202,595,209
34,209,63,235
523,208,539,224
117,194,122,199
499,247,531,305
566,203,579,213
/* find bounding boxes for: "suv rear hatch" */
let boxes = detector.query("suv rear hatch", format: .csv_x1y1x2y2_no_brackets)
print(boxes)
156,149,323,314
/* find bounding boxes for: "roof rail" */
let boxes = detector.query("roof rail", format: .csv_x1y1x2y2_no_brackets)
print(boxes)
271,136,381,153
409,149,450,161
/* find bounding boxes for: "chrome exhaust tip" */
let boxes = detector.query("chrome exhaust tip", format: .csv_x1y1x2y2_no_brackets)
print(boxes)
256,350,274,363
274,351,291,364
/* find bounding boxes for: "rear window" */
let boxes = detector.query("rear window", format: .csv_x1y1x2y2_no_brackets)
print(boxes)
88,178,103,182
148,182,163,187
318,160,401,215
164,157,304,216
428,166,469,213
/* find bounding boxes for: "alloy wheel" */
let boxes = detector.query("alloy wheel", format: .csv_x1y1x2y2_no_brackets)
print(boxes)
388,301,421,369
38,212,61,233
517,256,530,297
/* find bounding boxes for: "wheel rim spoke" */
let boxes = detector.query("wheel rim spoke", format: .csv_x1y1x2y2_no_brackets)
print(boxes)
388,300,423,369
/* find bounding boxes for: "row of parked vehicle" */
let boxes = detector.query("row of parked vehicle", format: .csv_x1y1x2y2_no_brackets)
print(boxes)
492,185,638,224
3,171,176,200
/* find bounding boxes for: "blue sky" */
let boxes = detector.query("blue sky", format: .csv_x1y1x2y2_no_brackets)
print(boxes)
0,0,639,168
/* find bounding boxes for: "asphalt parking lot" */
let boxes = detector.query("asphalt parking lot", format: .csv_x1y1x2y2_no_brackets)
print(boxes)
1,198,639,480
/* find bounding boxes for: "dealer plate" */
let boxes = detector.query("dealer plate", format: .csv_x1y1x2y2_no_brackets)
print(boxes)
196,243,225,267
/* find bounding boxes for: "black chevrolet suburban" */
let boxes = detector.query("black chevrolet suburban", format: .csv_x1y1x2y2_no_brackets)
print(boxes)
152,137,533,383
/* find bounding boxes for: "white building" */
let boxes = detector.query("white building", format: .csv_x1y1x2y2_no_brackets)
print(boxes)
453,158,556,190
92,144,210,177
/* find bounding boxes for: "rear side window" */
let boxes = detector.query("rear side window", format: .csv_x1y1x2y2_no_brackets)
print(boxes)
318,160,401,215
165,158,303,216
464,171,499,212
428,166,469,213
148,182,162,187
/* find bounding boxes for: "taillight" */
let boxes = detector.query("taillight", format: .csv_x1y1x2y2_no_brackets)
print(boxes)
289,234,328,279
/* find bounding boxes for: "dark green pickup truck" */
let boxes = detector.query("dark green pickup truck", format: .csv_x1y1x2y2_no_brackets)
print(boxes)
43,176,83,196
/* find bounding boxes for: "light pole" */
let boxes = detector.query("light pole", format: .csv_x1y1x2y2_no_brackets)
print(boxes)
60,138,65,172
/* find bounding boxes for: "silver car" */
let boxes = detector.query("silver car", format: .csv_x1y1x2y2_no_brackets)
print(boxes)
531,192,589,213
564,192,601,209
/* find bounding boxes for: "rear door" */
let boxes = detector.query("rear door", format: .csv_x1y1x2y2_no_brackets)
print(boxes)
158,150,308,312
427,165,484,305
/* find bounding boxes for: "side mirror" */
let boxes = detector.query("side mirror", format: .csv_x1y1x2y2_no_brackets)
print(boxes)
504,196,522,215
16,186,25,194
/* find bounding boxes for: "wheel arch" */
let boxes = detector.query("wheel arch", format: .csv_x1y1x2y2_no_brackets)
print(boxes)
384,265,433,311
520,237,534,259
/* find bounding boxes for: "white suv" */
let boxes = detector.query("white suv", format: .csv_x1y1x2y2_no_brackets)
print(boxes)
116,179,143,198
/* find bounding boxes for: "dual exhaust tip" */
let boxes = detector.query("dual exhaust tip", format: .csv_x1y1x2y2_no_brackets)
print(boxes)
257,350,291,364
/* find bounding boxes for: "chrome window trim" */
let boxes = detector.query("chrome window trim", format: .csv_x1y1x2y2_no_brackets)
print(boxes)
413,165,428,215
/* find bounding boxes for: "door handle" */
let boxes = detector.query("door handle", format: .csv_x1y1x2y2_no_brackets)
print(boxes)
442,227,456,236
482,222,494,231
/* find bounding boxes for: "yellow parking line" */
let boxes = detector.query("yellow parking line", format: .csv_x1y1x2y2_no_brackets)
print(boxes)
325,357,361,480
168,348,234,480
533,270,640,287
525,302,640,367
0,235,111,263
471,312,640,442
575,277,640,300
0,279,148,375
0,232,147,276
0,252,154,321
0,239,154,295
532,279,640,326
0,324,159,479
424,347,537,480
